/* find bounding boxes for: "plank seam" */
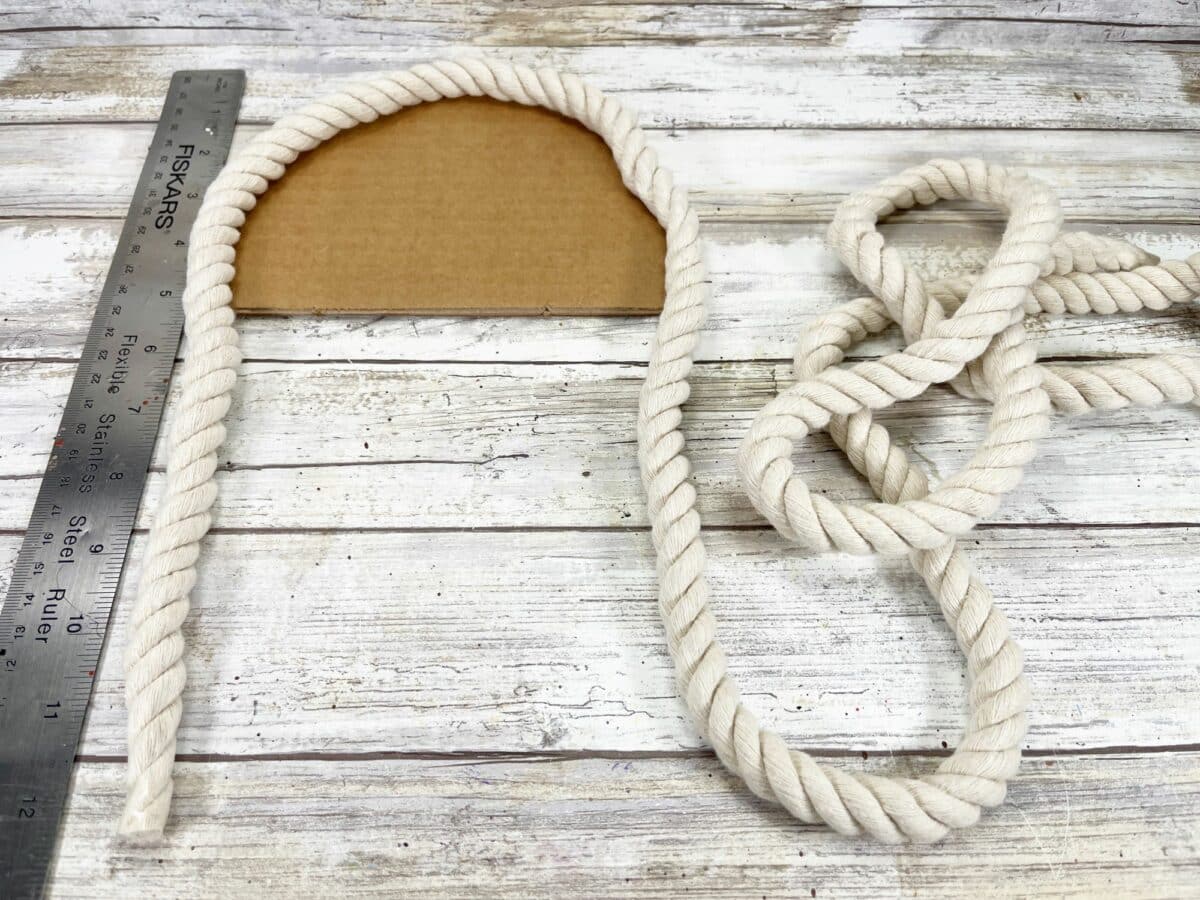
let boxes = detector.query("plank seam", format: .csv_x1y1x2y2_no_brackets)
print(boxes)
71,742,1200,765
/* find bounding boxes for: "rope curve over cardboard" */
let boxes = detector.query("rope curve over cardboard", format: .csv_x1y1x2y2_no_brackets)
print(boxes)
120,58,1200,843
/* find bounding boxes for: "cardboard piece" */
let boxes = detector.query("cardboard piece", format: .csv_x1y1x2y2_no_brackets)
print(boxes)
231,96,667,316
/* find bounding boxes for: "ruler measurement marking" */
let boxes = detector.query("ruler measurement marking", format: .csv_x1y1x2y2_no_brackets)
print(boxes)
0,71,244,900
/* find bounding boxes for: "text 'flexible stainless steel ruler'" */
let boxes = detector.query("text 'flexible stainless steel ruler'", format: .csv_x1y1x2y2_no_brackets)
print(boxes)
0,70,245,899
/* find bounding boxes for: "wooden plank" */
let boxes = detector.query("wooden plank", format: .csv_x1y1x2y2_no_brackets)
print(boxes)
4,1,1199,48
3,219,1197,363
2,358,1198,530
47,752,1200,898
1,43,1197,128
5,123,1200,224
0,526,1194,756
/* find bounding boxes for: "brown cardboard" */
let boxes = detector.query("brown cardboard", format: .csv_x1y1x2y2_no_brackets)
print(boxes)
231,96,667,316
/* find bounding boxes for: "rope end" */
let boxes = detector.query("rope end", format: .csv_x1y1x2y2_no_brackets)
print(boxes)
118,797,170,845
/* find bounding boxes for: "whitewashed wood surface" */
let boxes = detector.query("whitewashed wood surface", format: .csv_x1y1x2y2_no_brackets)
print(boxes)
0,3,1198,897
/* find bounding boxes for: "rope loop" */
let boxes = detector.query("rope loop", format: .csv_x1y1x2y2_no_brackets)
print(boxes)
738,162,1200,557
738,160,1063,555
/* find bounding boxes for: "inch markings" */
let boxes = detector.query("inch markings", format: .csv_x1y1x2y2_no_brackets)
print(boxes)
0,70,244,899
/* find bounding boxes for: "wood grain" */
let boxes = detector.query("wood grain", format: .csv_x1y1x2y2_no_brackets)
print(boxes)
5,1,1200,49
2,359,1198,531
1,526,1197,756
5,124,1200,224
47,752,1200,898
2,43,1198,128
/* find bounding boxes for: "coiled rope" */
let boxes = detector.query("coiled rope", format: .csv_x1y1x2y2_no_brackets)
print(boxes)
120,58,1200,843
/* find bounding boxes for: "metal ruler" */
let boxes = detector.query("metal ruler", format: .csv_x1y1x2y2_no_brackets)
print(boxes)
0,70,245,899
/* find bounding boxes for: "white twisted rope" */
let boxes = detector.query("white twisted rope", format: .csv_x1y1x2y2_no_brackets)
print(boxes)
120,59,1200,844
739,164,1200,555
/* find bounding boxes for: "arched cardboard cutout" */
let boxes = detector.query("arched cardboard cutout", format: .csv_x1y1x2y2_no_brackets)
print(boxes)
232,96,667,315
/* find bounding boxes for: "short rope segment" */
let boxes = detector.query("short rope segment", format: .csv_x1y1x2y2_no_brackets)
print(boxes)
120,60,1200,845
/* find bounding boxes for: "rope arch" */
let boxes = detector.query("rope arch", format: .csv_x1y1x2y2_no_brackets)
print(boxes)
121,58,1200,844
